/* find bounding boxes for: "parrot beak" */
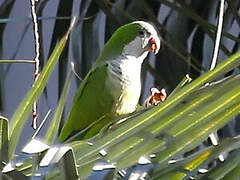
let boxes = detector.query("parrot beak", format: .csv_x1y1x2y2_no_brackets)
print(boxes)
148,37,160,54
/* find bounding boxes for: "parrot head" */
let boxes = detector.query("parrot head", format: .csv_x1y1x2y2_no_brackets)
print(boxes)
97,21,160,63
121,21,160,62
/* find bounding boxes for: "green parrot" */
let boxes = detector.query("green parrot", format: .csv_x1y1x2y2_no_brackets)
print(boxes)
59,21,160,142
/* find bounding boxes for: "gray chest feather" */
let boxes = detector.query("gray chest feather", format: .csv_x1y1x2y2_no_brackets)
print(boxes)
106,58,142,114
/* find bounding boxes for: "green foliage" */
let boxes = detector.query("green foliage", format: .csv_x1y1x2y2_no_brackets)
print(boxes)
0,0,240,179
2,50,240,179
45,70,73,144
0,116,8,164
8,25,73,158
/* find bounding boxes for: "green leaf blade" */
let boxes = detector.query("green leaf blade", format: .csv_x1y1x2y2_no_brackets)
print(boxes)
8,25,73,158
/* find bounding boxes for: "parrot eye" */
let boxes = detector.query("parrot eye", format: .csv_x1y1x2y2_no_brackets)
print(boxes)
138,30,145,37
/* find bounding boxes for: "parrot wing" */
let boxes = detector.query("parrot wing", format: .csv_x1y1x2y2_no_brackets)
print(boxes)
59,63,116,141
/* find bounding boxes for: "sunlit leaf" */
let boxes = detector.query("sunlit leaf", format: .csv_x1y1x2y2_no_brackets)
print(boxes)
45,70,73,144
0,115,8,164
8,22,74,158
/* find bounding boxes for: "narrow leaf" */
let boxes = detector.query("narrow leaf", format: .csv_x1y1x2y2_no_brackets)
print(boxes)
45,70,73,144
8,20,74,158
200,150,240,180
0,115,8,164
59,149,78,180
0,60,35,63
154,102,240,163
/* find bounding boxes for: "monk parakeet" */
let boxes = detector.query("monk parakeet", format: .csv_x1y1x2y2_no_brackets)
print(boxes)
59,21,160,142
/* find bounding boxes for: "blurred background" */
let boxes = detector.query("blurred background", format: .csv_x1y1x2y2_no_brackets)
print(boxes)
0,0,240,156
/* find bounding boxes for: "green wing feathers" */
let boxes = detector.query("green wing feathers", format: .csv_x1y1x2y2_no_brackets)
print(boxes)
59,64,114,142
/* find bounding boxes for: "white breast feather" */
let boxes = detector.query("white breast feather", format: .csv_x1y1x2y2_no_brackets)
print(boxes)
107,57,141,115
106,40,149,114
